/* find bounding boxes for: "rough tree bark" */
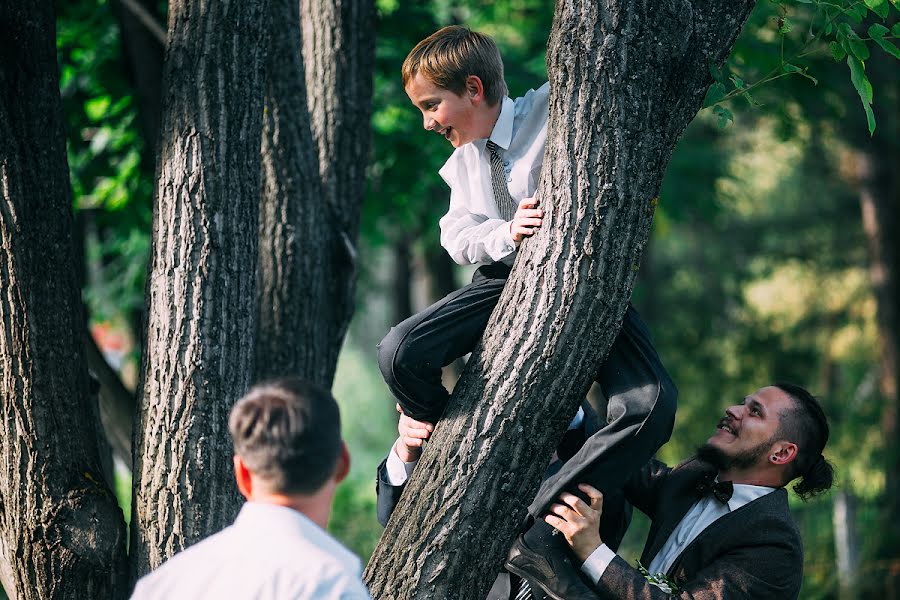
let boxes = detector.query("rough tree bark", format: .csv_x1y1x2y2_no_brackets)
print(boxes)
129,0,271,579
364,1,756,597
255,0,375,386
0,2,128,598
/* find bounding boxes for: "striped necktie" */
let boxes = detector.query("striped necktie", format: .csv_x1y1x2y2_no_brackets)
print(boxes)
486,141,518,221
513,577,534,600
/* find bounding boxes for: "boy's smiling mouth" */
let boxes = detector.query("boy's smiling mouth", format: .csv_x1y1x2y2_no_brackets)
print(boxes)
436,126,452,141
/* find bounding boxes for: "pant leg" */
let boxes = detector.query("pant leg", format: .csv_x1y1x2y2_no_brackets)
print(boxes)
527,303,677,516
378,264,510,423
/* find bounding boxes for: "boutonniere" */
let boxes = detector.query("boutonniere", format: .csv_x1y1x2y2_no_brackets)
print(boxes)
636,561,681,595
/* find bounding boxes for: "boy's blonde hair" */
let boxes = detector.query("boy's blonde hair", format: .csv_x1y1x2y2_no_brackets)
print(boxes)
402,26,508,106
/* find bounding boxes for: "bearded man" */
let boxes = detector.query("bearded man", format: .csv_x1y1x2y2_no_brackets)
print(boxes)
507,382,833,600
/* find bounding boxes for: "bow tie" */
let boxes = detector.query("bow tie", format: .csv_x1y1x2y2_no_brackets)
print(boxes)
695,475,734,504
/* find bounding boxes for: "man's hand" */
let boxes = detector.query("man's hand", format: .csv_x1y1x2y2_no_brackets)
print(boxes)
393,404,434,462
544,484,604,563
510,197,543,244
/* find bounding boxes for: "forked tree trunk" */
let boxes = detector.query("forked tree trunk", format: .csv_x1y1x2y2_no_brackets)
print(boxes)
0,2,128,597
364,1,756,597
256,0,375,386
130,0,271,579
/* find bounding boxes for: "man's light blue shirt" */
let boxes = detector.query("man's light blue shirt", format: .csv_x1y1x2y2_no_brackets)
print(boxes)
131,502,370,600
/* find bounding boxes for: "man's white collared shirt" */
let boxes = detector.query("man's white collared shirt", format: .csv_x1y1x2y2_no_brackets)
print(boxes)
581,482,776,584
130,502,370,600
438,82,550,266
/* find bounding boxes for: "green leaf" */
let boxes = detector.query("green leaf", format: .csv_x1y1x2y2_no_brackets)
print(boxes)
703,82,727,107
729,75,744,89
864,0,890,18
847,56,873,104
838,23,870,60
873,36,900,60
779,18,793,34
863,102,876,135
868,24,890,38
893,23,900,37
846,4,866,23
783,63,819,85
712,105,733,129
825,21,833,35
847,56,876,135
830,41,847,61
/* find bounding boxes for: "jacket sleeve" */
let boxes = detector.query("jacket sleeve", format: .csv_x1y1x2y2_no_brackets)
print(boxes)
375,458,406,527
591,538,803,600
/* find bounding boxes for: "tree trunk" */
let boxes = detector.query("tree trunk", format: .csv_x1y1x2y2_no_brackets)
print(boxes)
0,2,128,598
364,1,756,597
130,0,271,579
113,0,165,156
255,0,375,387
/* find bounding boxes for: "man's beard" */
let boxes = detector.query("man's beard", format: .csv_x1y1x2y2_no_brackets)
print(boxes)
697,437,773,472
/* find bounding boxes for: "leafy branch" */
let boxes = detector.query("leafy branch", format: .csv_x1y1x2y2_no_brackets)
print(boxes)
704,0,900,134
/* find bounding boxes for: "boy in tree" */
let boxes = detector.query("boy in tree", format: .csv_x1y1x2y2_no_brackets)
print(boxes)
377,25,677,580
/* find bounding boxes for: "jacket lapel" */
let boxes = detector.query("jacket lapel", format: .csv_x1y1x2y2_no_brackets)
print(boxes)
641,459,715,565
664,488,788,577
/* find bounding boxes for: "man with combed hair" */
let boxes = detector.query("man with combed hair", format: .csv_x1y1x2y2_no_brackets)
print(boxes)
507,382,834,600
131,378,370,600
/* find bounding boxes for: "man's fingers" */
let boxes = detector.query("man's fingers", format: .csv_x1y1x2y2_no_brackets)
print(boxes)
518,197,538,209
544,514,571,535
578,484,604,509
558,492,590,515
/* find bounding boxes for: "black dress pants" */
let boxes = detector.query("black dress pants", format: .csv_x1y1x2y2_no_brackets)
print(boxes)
377,261,677,517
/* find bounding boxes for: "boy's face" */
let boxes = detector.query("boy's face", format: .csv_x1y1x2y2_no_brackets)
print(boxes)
405,73,490,148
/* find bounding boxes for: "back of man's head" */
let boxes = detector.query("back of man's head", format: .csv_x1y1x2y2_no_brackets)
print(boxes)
402,25,508,105
229,378,342,496
774,382,834,500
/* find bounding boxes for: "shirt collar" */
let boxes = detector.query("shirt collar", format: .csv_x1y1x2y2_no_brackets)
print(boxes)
487,95,515,150
233,502,361,574
726,482,776,512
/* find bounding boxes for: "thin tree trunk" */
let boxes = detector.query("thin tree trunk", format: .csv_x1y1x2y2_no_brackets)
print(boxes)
364,1,756,597
255,0,375,387
130,0,271,579
113,0,165,156
0,2,128,597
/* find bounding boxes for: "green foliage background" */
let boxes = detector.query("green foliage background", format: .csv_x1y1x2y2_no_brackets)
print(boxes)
49,0,900,596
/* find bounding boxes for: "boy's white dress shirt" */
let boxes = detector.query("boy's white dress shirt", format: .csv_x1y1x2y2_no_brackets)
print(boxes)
130,502,370,600
439,82,550,266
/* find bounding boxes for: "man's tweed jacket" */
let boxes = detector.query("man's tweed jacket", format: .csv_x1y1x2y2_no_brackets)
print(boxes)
591,457,803,599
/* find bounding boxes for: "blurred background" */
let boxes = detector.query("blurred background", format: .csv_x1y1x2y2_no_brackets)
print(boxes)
57,0,897,597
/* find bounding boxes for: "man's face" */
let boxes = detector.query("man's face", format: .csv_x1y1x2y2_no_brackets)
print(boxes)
702,386,794,471
405,72,483,148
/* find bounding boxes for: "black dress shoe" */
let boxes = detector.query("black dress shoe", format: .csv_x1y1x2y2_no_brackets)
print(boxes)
505,535,598,600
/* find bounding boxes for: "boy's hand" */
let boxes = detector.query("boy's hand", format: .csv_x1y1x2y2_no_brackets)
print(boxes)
510,197,543,244
544,484,604,563
394,404,434,462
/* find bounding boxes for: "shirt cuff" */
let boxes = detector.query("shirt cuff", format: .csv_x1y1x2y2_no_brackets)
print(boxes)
580,544,617,584
498,220,517,252
384,439,419,486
